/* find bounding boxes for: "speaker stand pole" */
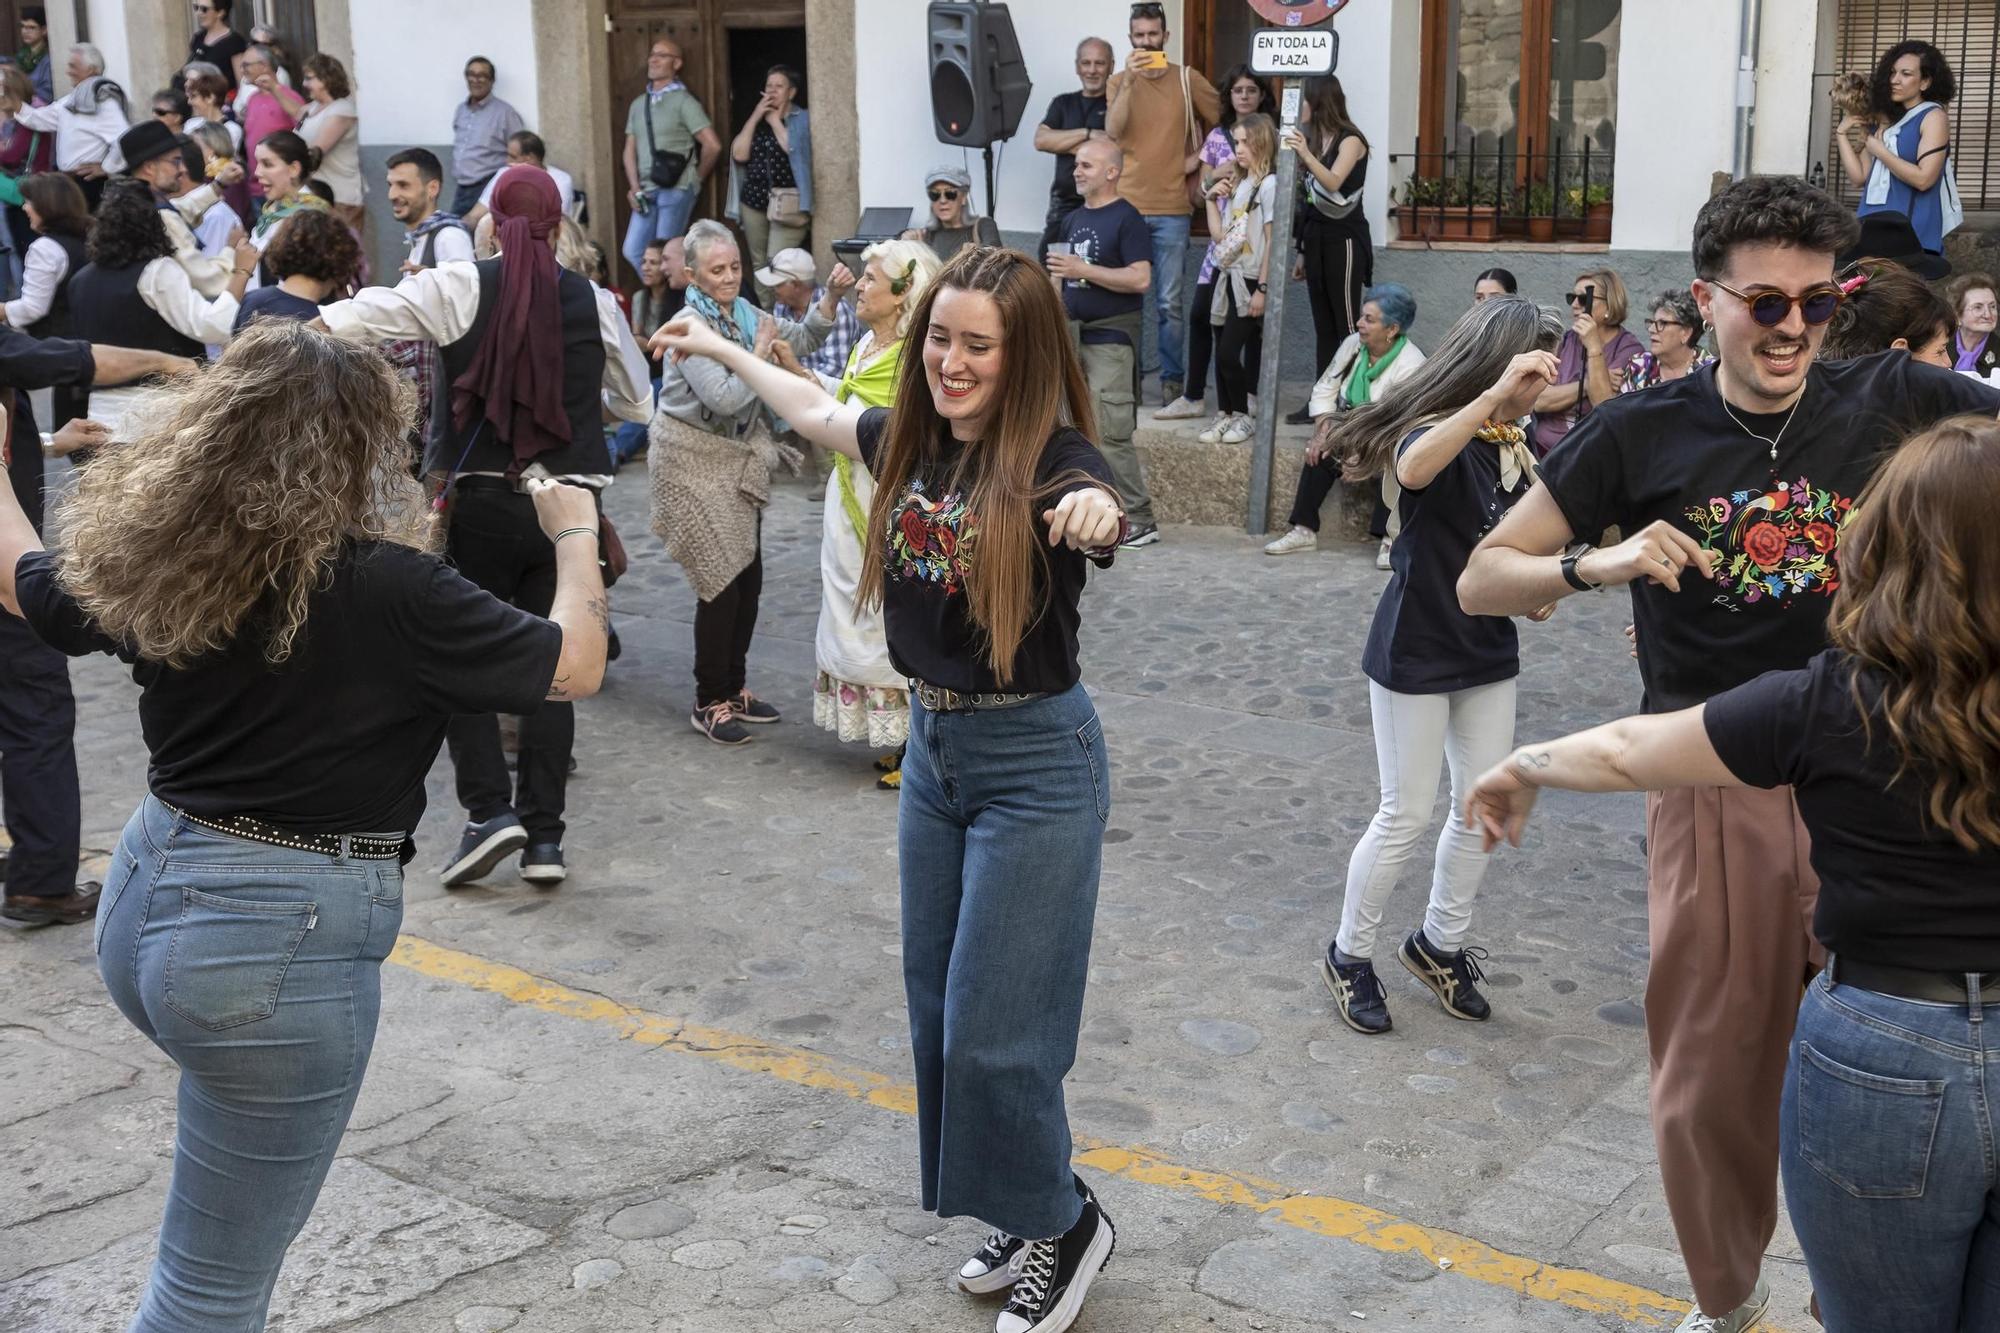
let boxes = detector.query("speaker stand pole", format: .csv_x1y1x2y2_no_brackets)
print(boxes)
982,143,998,229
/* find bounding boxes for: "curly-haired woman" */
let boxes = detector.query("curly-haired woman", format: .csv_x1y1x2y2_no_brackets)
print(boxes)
68,178,255,437
1838,40,1957,257
1621,288,1713,393
233,205,358,331
0,320,608,1329
1469,414,2000,1328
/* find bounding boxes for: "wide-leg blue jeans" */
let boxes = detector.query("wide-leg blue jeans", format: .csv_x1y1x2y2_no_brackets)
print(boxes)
899,684,1109,1240
96,795,405,1332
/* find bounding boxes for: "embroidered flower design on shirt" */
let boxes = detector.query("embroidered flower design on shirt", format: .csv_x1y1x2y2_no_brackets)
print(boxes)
887,481,976,595
1682,475,1856,604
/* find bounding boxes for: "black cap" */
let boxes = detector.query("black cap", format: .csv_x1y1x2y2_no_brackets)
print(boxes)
1839,211,1951,281
115,120,182,175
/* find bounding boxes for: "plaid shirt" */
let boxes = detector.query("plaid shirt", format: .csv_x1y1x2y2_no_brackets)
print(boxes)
776,287,860,379
382,338,439,440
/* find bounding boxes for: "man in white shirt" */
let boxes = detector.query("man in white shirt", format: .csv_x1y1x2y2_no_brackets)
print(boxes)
387,147,475,273
462,131,575,230
0,43,129,208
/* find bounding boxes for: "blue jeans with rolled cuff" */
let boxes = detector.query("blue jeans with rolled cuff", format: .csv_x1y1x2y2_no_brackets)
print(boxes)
898,683,1109,1240
1781,968,2000,1331
95,794,405,1333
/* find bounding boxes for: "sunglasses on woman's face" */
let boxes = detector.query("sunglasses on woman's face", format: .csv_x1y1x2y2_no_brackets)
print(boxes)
1566,290,1596,310
154,107,176,118
1710,278,1844,327
929,188,960,202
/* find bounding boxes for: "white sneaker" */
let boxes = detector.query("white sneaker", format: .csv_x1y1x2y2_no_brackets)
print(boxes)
1153,395,1205,420
1674,1278,1770,1333
1220,413,1252,444
1197,415,1230,445
1376,538,1394,570
1263,525,1317,556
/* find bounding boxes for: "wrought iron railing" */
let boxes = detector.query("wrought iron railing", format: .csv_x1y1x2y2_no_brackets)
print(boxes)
1385,137,1613,243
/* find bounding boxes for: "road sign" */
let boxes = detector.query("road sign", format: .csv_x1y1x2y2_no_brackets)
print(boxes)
1245,0,1349,26
1251,28,1337,76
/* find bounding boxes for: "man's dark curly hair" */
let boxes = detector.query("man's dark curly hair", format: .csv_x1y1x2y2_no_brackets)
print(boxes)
86,179,173,270
1690,175,1860,281
263,208,360,284
1871,40,1954,119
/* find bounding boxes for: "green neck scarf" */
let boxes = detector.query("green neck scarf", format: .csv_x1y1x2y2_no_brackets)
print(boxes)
1344,335,1408,408
830,336,903,543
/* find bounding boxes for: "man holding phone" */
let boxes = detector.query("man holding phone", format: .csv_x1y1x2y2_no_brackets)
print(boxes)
1105,0,1218,407
620,38,721,281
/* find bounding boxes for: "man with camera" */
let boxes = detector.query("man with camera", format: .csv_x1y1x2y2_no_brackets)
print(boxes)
621,38,721,281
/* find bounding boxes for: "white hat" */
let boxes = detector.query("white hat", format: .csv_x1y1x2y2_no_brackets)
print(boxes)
755,247,817,288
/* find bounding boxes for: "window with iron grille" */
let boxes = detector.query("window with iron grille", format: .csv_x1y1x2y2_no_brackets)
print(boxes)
1826,1,1998,210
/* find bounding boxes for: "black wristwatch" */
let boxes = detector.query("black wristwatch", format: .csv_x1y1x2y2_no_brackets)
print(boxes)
1561,546,1601,592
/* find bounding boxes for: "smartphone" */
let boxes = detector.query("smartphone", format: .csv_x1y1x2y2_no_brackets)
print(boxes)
1133,49,1168,71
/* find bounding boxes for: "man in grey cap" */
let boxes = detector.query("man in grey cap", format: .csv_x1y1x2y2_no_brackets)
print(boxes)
759,246,859,381
901,165,1000,263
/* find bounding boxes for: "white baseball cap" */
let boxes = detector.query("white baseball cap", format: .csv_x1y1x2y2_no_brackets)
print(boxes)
755,247,817,288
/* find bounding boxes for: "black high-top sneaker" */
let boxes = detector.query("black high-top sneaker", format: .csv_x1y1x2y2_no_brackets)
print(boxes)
957,1228,1026,1294
995,1187,1116,1333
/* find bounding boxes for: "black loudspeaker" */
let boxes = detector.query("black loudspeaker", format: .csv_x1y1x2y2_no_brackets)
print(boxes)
928,1,1032,147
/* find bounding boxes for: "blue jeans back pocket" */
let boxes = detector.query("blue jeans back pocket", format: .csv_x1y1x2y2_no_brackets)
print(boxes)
93,851,140,957
1797,1039,1945,1199
1077,714,1110,823
164,888,316,1031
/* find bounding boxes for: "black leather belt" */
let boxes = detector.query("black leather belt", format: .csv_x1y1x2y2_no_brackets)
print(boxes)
170,804,406,861
912,681,1046,713
1829,955,2000,1005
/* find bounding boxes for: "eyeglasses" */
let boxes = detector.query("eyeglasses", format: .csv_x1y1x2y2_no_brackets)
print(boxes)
928,188,960,202
1565,290,1597,311
193,4,212,11
153,107,177,118
1130,2,1165,15
1709,278,1844,327
1644,318,1686,332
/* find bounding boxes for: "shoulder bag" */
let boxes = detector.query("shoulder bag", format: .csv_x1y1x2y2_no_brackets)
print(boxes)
1181,66,1206,212
643,93,691,190
1304,136,1363,220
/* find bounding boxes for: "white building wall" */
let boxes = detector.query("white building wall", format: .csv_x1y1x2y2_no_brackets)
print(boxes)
85,0,136,99
853,0,1144,234
1610,3,1740,251
347,0,540,147
1750,0,1829,177
1329,0,1422,243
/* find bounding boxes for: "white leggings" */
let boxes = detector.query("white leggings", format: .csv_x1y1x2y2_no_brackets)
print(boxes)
1336,677,1517,958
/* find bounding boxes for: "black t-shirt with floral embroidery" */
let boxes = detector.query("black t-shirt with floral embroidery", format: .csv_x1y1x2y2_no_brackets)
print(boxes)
856,408,1114,694
1538,351,2000,712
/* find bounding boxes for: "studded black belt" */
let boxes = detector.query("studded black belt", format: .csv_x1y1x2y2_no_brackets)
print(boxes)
168,804,407,861
911,681,1047,713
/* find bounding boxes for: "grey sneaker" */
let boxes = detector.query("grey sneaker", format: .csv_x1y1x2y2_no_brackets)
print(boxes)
1153,395,1205,420
1220,413,1252,444
1675,1278,1770,1333
1197,414,1232,445
1263,525,1317,556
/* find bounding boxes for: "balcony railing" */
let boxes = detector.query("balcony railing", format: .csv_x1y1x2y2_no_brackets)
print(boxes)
1386,137,1613,244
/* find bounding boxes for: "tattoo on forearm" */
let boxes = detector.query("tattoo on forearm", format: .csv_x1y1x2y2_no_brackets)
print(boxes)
547,671,572,702
1516,750,1551,771
823,407,837,430
585,596,612,636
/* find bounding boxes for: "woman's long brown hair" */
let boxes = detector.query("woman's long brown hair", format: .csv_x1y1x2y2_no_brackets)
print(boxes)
1827,415,2000,850
857,247,1098,685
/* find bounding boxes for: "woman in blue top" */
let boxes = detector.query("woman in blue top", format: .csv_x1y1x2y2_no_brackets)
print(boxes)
1838,40,1955,256
1317,297,1564,1037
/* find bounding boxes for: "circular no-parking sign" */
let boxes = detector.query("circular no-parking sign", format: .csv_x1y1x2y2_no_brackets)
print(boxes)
1245,0,1348,26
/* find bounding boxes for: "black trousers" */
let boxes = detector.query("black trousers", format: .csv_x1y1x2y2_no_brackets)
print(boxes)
1214,283,1264,415
1183,279,1216,401
0,611,80,900
443,482,572,841
693,549,762,708
1301,225,1372,378
1287,450,1343,533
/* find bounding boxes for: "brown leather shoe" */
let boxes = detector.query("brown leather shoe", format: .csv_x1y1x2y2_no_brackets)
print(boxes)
1,882,103,926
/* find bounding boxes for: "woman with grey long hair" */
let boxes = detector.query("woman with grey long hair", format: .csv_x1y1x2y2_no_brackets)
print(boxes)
1316,296,1565,1038
649,217,832,745
1621,288,1712,393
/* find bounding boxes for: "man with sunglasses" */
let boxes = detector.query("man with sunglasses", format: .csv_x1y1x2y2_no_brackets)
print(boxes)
1462,175,2000,1332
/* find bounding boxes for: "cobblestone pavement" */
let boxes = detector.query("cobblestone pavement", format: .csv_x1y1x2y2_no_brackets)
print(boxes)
1,476,1815,1332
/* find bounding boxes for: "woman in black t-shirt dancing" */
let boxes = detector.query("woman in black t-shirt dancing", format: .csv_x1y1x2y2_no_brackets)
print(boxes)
0,321,609,1331
1467,415,2000,1328
655,247,1124,1333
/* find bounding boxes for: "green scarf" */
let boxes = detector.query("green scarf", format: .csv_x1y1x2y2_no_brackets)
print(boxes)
254,190,329,239
830,336,902,543
1343,334,1408,408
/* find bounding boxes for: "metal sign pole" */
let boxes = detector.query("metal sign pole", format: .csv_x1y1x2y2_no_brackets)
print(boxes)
1247,76,1305,535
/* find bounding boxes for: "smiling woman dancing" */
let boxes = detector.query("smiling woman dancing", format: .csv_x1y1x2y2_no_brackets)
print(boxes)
657,246,1125,1333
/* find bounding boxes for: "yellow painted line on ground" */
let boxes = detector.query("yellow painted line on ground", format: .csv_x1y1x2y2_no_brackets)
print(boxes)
392,935,1694,1327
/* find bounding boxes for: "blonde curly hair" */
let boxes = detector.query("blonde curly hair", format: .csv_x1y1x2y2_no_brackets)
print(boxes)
52,321,433,668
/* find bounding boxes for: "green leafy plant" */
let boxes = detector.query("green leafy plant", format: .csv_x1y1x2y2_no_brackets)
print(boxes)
1400,176,1447,208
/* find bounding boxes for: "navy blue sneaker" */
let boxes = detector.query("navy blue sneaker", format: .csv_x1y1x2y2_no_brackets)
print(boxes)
1399,929,1493,1021
730,689,780,724
1320,947,1393,1035
520,843,566,886
441,814,528,887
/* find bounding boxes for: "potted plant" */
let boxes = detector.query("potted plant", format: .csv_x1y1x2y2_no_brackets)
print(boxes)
1440,173,1503,242
1524,182,1557,243
1582,183,1613,241
1395,176,1445,240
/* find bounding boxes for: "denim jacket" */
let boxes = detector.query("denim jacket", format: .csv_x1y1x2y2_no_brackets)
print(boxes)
727,106,813,220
